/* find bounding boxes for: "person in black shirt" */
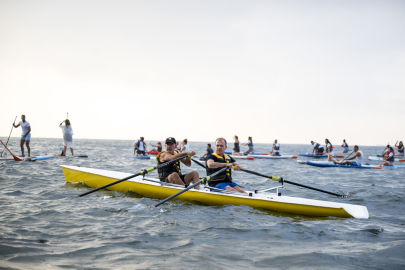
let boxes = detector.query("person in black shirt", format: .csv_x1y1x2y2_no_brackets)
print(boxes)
200,143,214,160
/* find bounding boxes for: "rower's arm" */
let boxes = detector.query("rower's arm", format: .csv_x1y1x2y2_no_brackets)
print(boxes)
160,151,194,163
232,161,242,170
206,159,232,169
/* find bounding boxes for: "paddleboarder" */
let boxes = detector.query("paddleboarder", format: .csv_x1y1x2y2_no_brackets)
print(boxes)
382,146,395,166
395,141,404,156
325,139,334,161
330,145,363,166
242,136,254,154
149,142,162,152
232,135,243,156
200,143,214,161
311,141,324,155
180,139,189,153
59,119,74,156
341,139,349,153
156,137,199,188
206,138,246,193
270,139,280,156
134,137,147,156
13,115,31,157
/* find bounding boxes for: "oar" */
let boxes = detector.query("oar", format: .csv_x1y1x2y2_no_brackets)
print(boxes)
154,166,228,207
240,168,343,197
0,139,23,161
1,116,17,158
79,154,189,197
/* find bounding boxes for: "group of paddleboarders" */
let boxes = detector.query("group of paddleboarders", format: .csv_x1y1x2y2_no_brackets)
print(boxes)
134,137,190,156
232,135,255,155
156,137,246,193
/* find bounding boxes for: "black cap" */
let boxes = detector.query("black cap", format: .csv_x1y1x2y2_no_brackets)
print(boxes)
165,137,176,144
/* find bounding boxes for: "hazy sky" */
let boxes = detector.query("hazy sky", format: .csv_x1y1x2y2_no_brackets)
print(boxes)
1,0,404,146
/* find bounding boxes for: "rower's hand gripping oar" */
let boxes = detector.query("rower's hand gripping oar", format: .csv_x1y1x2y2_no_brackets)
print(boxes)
154,166,229,207
78,155,190,197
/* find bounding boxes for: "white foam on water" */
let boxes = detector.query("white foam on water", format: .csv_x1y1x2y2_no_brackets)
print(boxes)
128,204,145,212
160,209,167,213
103,196,112,199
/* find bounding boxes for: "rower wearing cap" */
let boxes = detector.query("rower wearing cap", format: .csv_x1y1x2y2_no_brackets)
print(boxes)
311,141,324,155
330,145,363,166
395,141,404,156
206,138,246,193
382,146,395,166
156,137,200,188
134,137,147,156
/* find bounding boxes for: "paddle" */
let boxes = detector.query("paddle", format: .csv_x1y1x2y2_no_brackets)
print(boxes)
154,166,228,207
394,140,398,156
239,168,343,197
1,116,17,158
0,139,23,161
375,144,389,169
78,154,189,197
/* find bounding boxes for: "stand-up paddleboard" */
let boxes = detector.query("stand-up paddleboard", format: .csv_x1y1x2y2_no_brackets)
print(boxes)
57,154,88,158
33,155,55,160
248,155,297,159
305,160,405,169
368,156,405,162
230,155,254,160
298,153,344,158
224,151,268,156
122,156,151,160
0,155,54,162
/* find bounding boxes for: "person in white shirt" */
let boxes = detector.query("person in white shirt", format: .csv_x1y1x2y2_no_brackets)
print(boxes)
134,137,147,156
271,139,281,156
59,119,74,156
311,141,324,155
331,145,363,166
13,115,31,157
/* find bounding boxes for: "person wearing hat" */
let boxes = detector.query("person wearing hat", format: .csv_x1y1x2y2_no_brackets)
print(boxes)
156,137,200,188
149,142,162,152
134,137,147,156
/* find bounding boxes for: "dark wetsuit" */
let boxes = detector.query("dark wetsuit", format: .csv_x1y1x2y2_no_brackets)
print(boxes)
233,142,240,152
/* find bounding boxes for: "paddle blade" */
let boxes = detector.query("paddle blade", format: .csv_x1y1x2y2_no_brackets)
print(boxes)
0,140,22,161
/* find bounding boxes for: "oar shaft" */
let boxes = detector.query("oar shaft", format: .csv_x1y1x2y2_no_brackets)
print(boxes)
283,180,342,197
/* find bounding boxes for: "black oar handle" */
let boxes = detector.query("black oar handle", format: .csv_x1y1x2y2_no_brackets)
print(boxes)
191,158,207,168
154,167,228,207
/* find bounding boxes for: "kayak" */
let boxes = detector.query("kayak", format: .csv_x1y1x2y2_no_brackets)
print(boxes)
57,154,88,158
146,151,160,155
305,160,405,169
230,155,254,160
298,153,344,158
122,156,151,159
368,156,405,162
248,155,297,159
225,151,268,156
62,165,369,219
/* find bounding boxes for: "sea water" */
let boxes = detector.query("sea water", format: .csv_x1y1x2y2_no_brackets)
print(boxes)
0,138,404,269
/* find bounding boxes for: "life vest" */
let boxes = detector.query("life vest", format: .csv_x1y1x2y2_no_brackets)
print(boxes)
156,150,182,180
343,142,348,148
206,153,233,186
157,146,162,152
136,140,145,150
386,150,395,162
326,142,333,153
274,143,280,150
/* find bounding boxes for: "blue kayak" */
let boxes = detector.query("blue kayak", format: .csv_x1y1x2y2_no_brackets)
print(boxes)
306,161,405,169
298,153,344,158
122,156,151,160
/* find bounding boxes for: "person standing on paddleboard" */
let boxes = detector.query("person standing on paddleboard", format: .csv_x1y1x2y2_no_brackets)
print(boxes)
395,141,404,156
156,137,200,188
311,141,324,155
59,119,74,156
200,143,214,161
206,138,246,193
330,145,363,166
13,115,31,157
134,137,146,156
271,139,280,156
325,139,334,161
242,136,254,154
382,146,395,166
232,135,243,156
341,139,349,153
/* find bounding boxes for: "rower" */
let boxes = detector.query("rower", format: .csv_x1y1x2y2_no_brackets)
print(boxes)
331,145,363,166
206,138,246,193
311,141,324,155
395,141,404,156
382,146,395,166
13,115,31,157
270,139,280,156
200,143,213,161
156,137,200,188
325,139,334,161
341,139,349,153
134,137,147,156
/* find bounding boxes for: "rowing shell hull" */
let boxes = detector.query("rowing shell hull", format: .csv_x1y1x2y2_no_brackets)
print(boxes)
248,155,297,159
306,161,405,169
368,156,404,162
298,153,344,158
62,165,368,219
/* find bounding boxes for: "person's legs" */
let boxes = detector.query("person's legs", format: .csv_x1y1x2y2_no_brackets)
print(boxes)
225,185,246,194
20,139,25,156
184,171,200,189
167,173,186,186
62,146,67,156
70,148,74,155
25,140,30,157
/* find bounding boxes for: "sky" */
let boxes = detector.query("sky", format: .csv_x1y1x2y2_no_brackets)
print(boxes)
0,0,404,146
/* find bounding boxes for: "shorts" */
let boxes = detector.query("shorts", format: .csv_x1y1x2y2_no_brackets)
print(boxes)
211,182,238,192
233,146,240,152
343,148,349,153
274,151,280,155
137,150,146,155
21,134,31,141
351,161,360,166
317,147,324,153
160,174,186,184
386,161,394,166
248,146,254,151
397,152,404,156
64,140,73,148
